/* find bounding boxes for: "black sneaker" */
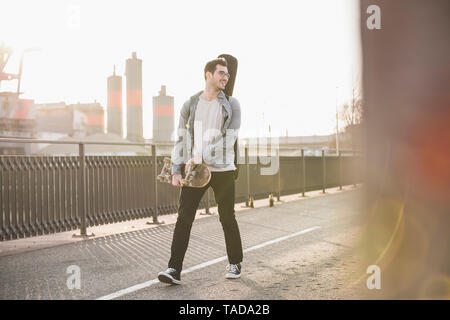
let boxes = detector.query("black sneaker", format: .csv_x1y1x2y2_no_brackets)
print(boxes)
225,263,241,279
158,268,181,285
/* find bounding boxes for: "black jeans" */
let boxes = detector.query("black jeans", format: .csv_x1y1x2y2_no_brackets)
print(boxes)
168,170,243,272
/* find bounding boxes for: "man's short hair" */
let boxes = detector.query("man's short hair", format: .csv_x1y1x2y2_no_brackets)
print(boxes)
204,57,227,80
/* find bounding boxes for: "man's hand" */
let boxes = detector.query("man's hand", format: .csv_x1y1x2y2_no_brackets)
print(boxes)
188,156,202,165
172,173,183,187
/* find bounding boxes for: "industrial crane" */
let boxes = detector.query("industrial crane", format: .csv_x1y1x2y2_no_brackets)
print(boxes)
0,43,40,94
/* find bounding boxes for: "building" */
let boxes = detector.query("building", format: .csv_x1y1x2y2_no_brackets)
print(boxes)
0,93,36,154
107,66,123,137
35,101,105,137
152,85,174,142
126,52,143,142
67,102,104,135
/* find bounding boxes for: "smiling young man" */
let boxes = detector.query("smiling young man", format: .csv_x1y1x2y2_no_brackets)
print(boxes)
158,57,243,285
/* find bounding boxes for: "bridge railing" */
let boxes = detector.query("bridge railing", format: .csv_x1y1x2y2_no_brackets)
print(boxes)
0,138,364,241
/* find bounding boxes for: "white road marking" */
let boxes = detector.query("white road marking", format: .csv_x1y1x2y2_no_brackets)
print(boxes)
96,225,321,300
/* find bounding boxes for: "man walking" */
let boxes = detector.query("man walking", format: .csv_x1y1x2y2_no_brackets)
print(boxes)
158,57,243,285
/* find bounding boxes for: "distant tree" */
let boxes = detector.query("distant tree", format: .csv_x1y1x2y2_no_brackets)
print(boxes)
339,94,365,151
340,96,364,128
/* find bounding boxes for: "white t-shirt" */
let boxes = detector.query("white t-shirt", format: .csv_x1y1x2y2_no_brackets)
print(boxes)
192,96,236,172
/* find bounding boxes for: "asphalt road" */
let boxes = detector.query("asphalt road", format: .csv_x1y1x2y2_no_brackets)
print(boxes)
0,188,371,300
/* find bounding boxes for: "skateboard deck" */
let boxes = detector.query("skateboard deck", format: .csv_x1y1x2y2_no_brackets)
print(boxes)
157,157,211,188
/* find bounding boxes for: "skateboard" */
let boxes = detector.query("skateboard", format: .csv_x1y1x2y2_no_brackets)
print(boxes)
157,157,211,188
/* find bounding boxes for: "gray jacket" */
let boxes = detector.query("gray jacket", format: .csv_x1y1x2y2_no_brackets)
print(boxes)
171,90,241,175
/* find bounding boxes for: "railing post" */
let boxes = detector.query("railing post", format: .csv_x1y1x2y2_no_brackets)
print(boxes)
322,149,326,193
353,150,357,188
301,149,306,197
246,145,250,207
148,144,164,224
153,145,158,222
79,143,86,235
277,147,281,202
73,143,93,238
202,188,213,215
205,190,211,214
10,157,18,239
339,150,342,190
0,157,3,241
78,143,87,236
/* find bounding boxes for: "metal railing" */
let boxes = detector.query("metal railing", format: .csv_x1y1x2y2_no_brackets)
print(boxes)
0,138,364,241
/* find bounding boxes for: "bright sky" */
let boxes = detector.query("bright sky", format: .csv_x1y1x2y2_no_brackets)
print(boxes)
1,0,361,139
